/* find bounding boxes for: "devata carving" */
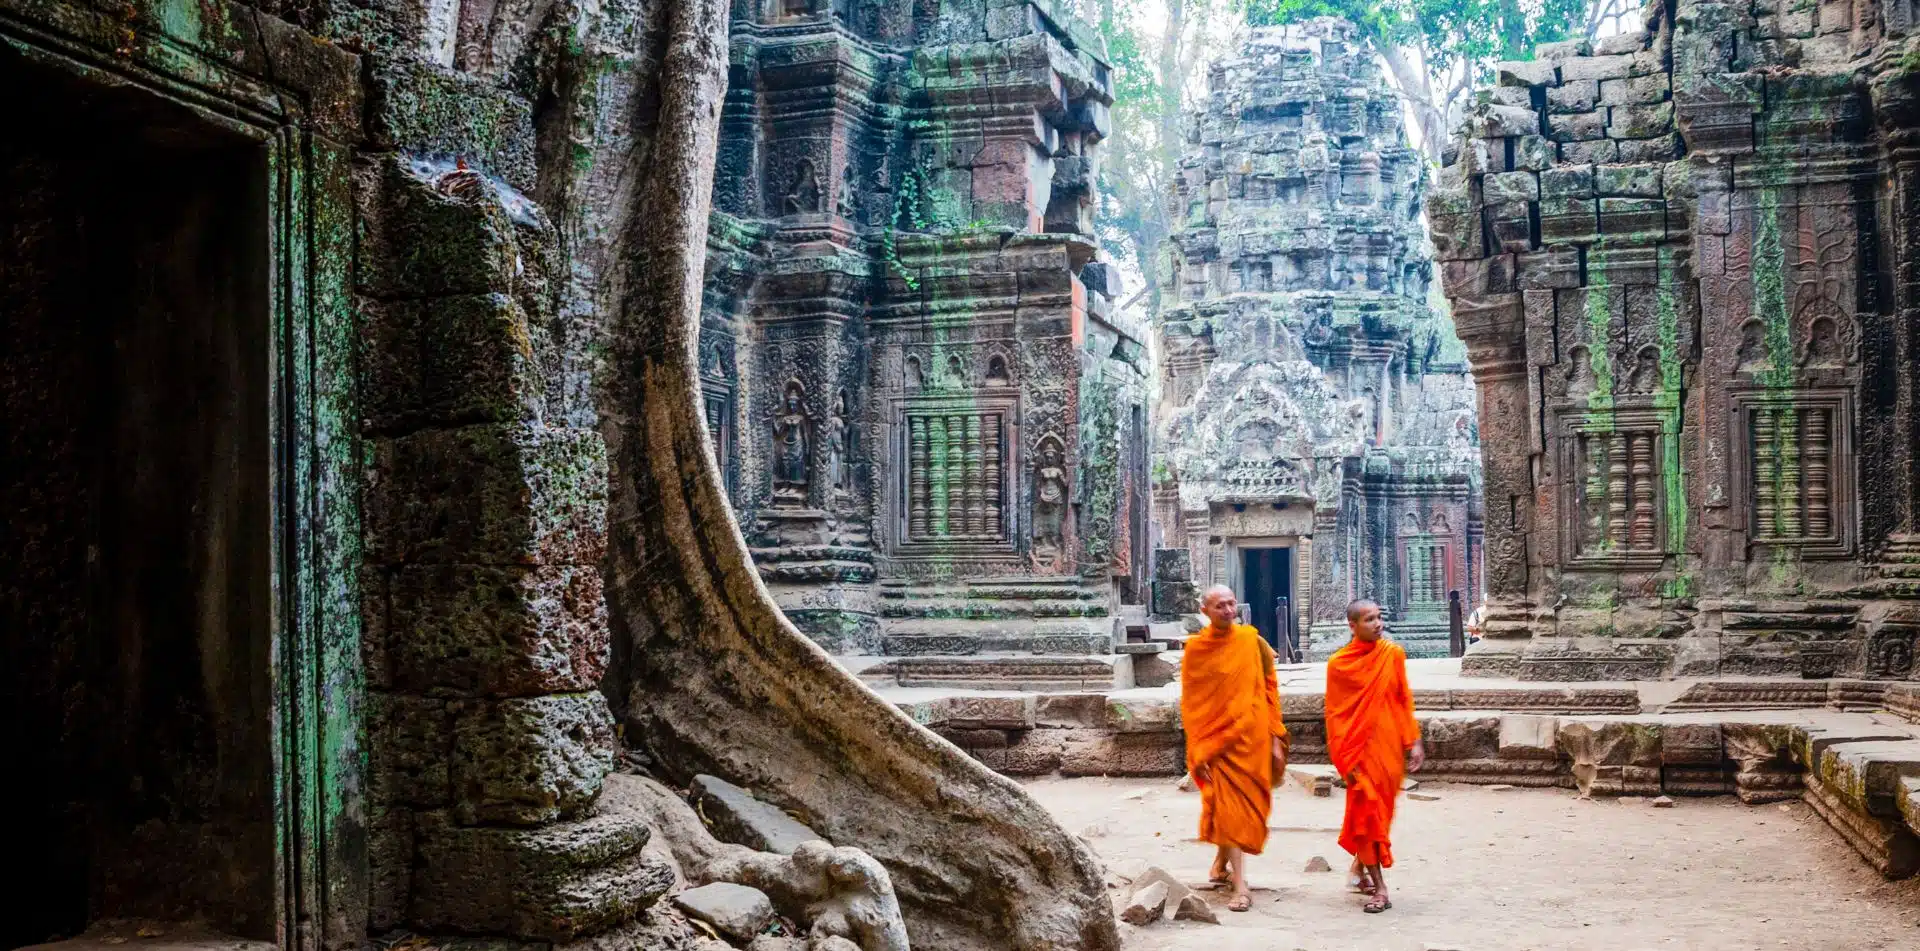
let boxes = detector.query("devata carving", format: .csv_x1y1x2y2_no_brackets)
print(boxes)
772,381,812,505
1032,435,1069,559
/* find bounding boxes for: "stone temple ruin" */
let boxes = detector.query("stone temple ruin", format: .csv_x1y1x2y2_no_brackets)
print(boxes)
10,0,1920,950
1433,0,1920,684
1158,21,1483,659
699,0,1152,689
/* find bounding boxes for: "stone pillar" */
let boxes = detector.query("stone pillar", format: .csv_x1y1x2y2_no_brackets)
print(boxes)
1451,291,1536,675
357,154,668,940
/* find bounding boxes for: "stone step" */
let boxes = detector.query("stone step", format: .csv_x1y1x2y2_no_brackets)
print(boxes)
877,598,1109,619
878,631,1112,657
862,655,1127,691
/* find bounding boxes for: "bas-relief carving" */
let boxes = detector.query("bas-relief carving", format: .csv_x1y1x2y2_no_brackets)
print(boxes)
772,380,812,506
1032,434,1069,561
827,390,850,497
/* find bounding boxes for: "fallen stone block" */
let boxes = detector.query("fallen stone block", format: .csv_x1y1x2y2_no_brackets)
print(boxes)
1120,881,1169,925
1174,892,1218,924
1651,795,1675,808
1286,763,1338,796
1303,856,1333,873
692,774,824,855
673,882,775,942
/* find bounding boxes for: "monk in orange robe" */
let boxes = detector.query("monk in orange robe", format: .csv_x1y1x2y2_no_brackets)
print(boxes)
1181,585,1288,912
1324,598,1424,913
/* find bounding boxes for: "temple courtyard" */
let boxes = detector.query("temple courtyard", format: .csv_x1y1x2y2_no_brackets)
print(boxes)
1027,776,1920,951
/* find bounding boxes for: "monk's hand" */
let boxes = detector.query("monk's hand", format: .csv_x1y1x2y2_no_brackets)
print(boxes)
1407,740,1426,773
1272,737,1289,773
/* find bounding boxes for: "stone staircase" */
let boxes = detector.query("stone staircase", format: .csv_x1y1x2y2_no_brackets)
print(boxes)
859,576,1129,690
874,575,1114,656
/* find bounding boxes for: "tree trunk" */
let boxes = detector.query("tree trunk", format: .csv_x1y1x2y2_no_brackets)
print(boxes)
595,1,1121,949
1378,41,1447,163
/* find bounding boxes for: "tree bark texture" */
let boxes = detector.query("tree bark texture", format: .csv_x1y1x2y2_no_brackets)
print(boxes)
591,3,1120,949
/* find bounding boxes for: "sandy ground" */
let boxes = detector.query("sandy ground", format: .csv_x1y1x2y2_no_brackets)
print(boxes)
1023,776,1920,951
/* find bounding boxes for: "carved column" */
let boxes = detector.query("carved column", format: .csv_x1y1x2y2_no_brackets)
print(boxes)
1452,292,1536,674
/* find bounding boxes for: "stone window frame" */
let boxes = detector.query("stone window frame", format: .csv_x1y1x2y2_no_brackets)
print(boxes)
1729,387,1856,559
1397,535,1453,611
883,392,1021,557
1554,402,1679,570
2,3,368,945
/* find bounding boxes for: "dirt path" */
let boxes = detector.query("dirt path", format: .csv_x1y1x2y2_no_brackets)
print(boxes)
1023,776,1920,951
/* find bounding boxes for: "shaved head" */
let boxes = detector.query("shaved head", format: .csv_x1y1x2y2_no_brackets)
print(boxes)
1347,598,1384,642
1201,585,1239,632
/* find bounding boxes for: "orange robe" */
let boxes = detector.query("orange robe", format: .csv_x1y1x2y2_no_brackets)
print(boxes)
1325,637,1420,868
1180,623,1288,854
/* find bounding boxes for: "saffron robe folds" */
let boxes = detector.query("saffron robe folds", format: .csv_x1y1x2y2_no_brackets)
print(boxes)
1180,623,1287,854
1325,637,1420,867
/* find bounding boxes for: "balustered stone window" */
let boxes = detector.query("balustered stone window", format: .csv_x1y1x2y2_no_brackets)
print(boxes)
1734,391,1854,557
1403,541,1448,608
1558,407,1675,569
891,396,1017,552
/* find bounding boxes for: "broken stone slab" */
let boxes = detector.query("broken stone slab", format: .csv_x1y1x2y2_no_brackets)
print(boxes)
1651,795,1675,808
1120,881,1169,925
1303,856,1333,873
1173,893,1218,924
1285,763,1338,796
673,882,776,942
692,774,824,855
1407,792,1441,802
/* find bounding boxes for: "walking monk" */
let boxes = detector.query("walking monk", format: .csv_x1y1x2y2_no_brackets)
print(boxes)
1325,598,1424,913
1180,585,1288,912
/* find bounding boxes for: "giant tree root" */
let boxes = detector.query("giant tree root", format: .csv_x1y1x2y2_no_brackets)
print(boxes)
610,775,909,951
592,1,1120,945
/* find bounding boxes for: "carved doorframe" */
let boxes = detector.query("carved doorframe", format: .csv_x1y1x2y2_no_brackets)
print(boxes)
0,2,366,947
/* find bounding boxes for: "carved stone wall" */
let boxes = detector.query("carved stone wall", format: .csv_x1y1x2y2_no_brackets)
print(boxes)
1160,20,1483,657
703,0,1150,656
1435,0,1920,681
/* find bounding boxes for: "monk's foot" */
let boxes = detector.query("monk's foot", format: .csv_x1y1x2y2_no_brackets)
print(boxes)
1208,863,1230,886
1347,864,1376,894
1227,892,1253,913
1362,891,1391,914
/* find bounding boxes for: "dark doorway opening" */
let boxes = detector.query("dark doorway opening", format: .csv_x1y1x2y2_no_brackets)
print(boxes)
1,47,276,949
1239,546,1294,656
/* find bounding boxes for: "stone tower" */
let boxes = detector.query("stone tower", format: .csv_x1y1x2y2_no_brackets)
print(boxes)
701,0,1152,678
1433,0,1920,682
1159,19,1483,658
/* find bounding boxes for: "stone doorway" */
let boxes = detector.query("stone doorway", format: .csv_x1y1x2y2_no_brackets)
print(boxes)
1235,543,1297,658
1,47,278,949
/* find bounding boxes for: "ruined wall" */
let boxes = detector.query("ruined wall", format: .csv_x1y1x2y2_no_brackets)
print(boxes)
1160,20,1482,656
698,0,1151,657
1437,0,1920,681
0,0,1121,949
